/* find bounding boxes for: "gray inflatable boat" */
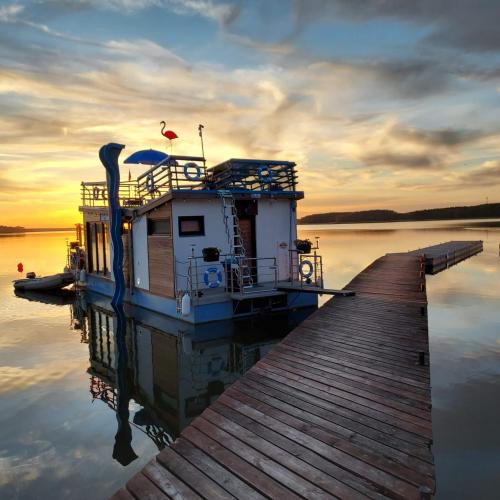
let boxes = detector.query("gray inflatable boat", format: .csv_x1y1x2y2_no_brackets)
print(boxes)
13,272,74,291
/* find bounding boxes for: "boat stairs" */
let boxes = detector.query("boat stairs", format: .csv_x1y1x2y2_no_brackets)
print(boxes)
112,241,482,500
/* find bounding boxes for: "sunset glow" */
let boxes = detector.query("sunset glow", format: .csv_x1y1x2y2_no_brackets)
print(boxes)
1,1,500,227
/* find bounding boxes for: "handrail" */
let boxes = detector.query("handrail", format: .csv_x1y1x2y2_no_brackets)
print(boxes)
136,157,170,182
80,180,141,207
175,255,279,302
289,251,324,288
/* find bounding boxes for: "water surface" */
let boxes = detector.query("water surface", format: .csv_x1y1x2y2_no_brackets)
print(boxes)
300,219,500,499
1,222,499,499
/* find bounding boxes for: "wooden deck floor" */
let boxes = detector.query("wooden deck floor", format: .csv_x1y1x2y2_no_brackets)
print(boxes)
113,252,435,499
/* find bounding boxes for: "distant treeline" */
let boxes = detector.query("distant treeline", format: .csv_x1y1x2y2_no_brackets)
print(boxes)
0,225,25,233
299,202,500,225
0,226,73,233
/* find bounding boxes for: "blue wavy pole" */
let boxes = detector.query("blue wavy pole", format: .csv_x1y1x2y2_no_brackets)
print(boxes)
99,142,126,307
99,143,135,463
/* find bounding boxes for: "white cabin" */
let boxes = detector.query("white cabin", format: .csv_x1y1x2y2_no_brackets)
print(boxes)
79,152,323,323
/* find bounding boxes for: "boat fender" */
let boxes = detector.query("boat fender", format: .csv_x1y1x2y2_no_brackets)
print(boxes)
258,165,273,184
145,173,155,193
79,269,87,283
184,162,201,181
299,259,314,279
181,292,191,316
204,267,222,288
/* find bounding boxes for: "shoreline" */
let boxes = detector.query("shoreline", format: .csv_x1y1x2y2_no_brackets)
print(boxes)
0,228,74,235
299,216,500,226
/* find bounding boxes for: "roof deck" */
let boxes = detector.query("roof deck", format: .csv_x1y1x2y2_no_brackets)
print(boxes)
80,155,302,209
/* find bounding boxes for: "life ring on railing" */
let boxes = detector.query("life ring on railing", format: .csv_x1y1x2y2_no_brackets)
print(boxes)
184,162,201,181
145,173,155,193
299,259,314,279
204,267,222,288
258,165,273,184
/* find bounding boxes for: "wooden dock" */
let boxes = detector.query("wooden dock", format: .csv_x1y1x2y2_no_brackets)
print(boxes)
113,249,440,499
407,240,483,274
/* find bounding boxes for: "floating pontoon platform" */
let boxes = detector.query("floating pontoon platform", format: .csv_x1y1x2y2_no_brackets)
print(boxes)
407,240,483,274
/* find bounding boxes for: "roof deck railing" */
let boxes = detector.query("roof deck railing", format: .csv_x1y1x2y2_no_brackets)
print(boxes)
207,159,298,193
80,156,299,208
136,156,207,199
81,180,142,208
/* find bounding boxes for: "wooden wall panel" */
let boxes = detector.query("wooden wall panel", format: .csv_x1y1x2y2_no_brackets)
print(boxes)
147,202,174,297
149,203,171,220
148,237,174,297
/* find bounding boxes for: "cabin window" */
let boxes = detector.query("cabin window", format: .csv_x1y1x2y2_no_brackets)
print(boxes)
148,218,171,236
86,222,110,275
178,216,205,237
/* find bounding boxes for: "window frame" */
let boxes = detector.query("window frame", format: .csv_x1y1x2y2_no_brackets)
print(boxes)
148,217,172,236
86,222,110,275
178,216,205,237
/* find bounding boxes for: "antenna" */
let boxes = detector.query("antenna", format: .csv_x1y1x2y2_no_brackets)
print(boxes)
198,124,205,162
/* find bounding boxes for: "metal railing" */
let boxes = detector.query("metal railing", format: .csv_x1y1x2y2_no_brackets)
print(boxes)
80,156,304,208
80,181,142,208
136,157,207,200
208,159,298,192
81,156,207,207
175,255,278,303
289,252,324,289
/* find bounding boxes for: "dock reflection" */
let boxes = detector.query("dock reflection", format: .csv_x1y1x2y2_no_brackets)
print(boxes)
74,292,315,466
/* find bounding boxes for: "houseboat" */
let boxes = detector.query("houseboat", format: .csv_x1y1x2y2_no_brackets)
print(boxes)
78,144,325,323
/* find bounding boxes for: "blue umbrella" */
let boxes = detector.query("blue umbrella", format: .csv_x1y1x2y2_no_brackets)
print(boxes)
123,149,168,165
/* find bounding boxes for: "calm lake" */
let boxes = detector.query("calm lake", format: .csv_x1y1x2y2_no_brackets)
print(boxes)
1,220,499,499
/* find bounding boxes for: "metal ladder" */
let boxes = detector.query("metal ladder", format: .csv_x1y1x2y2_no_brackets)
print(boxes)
218,190,254,290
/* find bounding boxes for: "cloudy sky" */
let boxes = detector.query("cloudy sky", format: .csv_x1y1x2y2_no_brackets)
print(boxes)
1,0,500,227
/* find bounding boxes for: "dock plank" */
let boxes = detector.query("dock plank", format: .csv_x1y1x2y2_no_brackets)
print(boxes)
142,460,203,500
235,377,434,474
126,473,171,500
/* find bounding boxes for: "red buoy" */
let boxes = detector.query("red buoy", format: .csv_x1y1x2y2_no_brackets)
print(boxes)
17,262,23,273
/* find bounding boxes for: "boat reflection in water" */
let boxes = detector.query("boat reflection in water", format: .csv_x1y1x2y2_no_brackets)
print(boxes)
73,291,315,466
14,288,76,306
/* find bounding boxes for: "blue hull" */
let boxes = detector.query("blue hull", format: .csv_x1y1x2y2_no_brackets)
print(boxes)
85,274,318,324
